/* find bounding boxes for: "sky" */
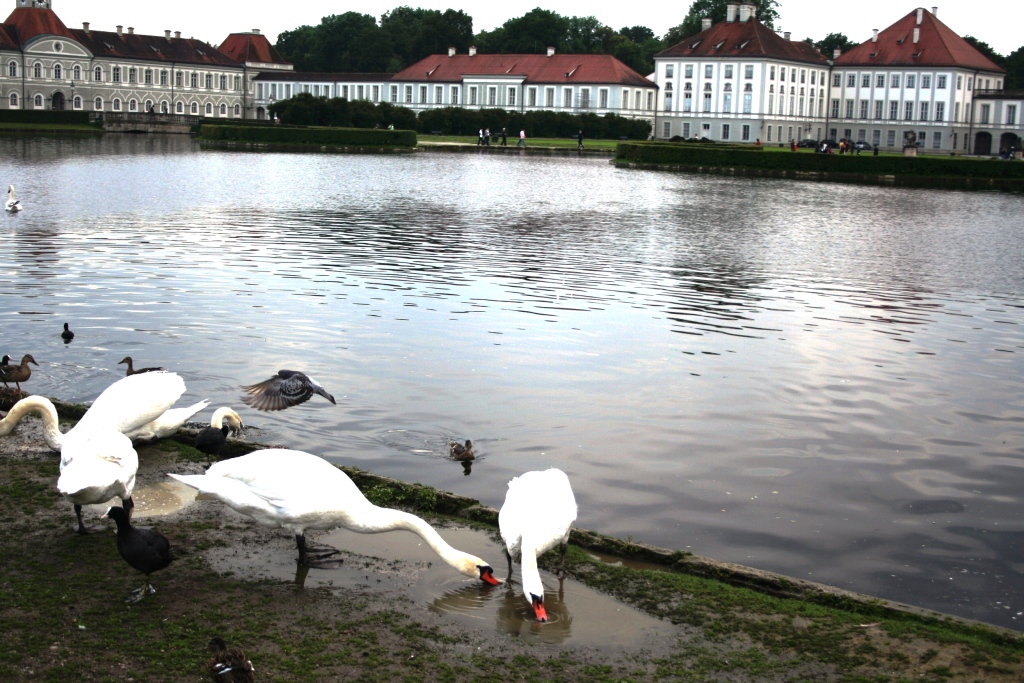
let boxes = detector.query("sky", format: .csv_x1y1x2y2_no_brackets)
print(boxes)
39,1,1021,57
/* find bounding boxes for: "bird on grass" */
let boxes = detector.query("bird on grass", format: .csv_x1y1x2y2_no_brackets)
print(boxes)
61,323,74,342
5,185,22,213
240,370,336,412
0,353,38,390
195,407,243,457
206,637,256,682
450,439,474,461
498,468,577,622
102,505,175,600
118,356,165,376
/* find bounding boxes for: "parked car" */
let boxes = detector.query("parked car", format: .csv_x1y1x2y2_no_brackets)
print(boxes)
796,138,818,148
854,140,874,150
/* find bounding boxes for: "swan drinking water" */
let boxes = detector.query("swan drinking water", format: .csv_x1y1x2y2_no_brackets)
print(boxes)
170,448,502,583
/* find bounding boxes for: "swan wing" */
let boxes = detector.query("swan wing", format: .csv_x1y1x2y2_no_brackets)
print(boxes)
78,372,186,434
57,429,138,503
499,469,577,557
169,473,284,519
124,399,210,441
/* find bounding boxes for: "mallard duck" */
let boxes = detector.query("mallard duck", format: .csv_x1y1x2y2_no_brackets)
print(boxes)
206,637,255,682
102,505,175,598
5,185,21,213
194,407,243,457
170,449,500,582
61,323,74,341
0,353,37,390
118,356,165,376
498,468,577,622
240,370,336,412
450,439,474,461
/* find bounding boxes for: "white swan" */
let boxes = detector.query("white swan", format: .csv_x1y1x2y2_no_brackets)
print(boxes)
194,407,243,456
169,449,501,583
0,394,63,451
5,185,22,213
123,399,210,443
498,468,577,622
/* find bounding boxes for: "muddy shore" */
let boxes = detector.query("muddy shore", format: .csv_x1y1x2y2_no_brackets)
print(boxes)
0,404,1021,682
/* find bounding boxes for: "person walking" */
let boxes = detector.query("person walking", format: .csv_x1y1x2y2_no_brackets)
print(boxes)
517,129,527,148
576,129,585,150
478,128,484,146
501,128,507,146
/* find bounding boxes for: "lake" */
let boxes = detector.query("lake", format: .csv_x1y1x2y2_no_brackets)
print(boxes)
2,135,1022,630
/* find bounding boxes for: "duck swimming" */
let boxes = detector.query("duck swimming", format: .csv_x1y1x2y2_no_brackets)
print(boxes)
240,370,336,411
450,439,474,461
102,505,175,598
498,468,577,622
170,448,501,582
5,185,21,213
61,323,74,341
0,353,38,390
118,356,165,376
194,407,243,457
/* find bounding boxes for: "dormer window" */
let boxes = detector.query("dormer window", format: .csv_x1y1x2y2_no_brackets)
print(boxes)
738,40,750,49
713,40,725,50
690,40,702,49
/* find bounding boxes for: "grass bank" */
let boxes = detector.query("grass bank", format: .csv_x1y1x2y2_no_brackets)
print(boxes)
615,141,1024,190
0,403,1020,682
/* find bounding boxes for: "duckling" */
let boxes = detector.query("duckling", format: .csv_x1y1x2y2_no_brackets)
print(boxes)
450,439,474,461
102,505,175,599
118,356,165,376
194,407,243,457
61,323,74,341
240,370,336,412
0,354,37,390
206,637,256,682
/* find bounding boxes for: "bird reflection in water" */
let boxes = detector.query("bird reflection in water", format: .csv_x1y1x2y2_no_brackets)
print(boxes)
460,460,472,476
430,577,572,643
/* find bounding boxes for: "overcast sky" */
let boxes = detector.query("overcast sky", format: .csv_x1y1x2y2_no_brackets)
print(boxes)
47,1,1020,57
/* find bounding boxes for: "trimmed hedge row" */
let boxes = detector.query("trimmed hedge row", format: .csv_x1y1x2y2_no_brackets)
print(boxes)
616,142,1024,179
0,110,94,125
198,124,417,147
418,106,651,139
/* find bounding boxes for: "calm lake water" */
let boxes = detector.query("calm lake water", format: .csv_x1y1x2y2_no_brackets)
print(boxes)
2,135,1023,631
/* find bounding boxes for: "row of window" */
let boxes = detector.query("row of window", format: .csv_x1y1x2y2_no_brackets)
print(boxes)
5,61,242,90
5,91,241,116
666,91,825,118
833,73,1002,92
663,120,956,150
664,63,827,86
826,98,1020,123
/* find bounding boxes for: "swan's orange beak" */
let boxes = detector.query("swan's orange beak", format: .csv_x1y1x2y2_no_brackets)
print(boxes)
479,566,500,585
531,594,547,622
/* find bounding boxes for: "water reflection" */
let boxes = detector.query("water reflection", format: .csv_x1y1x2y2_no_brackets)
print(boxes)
2,137,1024,631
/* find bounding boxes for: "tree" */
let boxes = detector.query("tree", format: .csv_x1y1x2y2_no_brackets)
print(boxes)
619,26,655,44
805,32,857,59
275,25,317,71
1005,45,1024,89
963,36,1007,69
664,0,780,46
474,8,571,53
381,7,473,68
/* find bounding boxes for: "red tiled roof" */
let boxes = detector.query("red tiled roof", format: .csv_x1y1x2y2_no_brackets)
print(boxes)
391,53,656,88
835,9,1004,72
253,72,388,82
3,7,76,42
657,18,828,66
218,33,290,66
72,29,241,67
0,23,20,50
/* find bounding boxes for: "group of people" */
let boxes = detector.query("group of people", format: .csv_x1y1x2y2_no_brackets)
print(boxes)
477,128,529,148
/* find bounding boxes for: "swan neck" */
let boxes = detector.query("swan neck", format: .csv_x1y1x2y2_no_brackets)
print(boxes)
388,510,465,569
0,396,62,451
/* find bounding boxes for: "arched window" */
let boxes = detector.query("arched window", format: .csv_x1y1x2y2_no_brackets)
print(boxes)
160,101,168,113
9,93,17,108
233,104,240,116
53,64,62,79
175,101,183,113
112,66,121,83
205,102,212,115
8,61,17,78
190,101,198,114
73,65,81,80
33,62,42,78
145,99,153,112
73,96,82,109
34,94,43,108
94,66,102,81
129,98,137,112
94,96,103,110
219,103,226,115
113,98,121,111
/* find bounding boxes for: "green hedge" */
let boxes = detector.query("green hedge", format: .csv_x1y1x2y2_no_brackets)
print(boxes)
198,124,417,147
616,143,1024,180
0,110,94,125
269,93,418,130
418,107,651,139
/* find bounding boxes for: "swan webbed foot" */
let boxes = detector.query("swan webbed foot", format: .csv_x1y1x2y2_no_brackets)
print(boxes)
295,534,342,567
302,556,346,569
74,505,102,535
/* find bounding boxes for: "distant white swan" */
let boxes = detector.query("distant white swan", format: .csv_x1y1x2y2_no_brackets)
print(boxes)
499,468,577,622
5,185,22,213
170,448,502,583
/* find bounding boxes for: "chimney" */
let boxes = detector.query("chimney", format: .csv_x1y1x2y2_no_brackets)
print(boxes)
931,6,938,17
174,31,181,40
783,31,791,41
116,25,123,36
164,30,170,39
82,21,90,33
448,46,455,57
738,3,754,22
546,46,555,57
833,48,841,59
872,29,878,42
468,45,476,57
252,28,260,35
916,8,923,24
127,27,134,35
701,17,713,31
913,27,920,44
726,3,738,22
